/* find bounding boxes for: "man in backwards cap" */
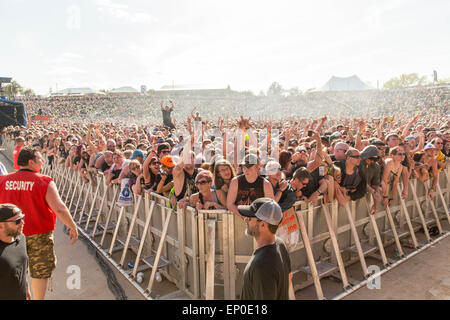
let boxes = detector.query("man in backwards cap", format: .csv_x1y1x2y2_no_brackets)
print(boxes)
238,198,292,300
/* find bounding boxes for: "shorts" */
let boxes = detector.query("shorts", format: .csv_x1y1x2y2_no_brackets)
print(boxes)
26,231,57,279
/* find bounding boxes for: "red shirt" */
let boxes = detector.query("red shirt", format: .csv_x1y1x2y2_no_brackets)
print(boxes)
13,145,22,170
0,169,56,236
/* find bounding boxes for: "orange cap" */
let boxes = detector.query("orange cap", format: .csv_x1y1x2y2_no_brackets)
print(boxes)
161,155,175,167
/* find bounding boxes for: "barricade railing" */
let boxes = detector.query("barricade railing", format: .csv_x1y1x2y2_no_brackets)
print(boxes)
3,137,450,300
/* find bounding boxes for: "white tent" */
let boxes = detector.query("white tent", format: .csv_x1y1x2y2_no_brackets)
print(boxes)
320,75,374,91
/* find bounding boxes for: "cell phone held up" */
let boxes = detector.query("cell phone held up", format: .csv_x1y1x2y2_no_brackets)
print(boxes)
307,130,313,137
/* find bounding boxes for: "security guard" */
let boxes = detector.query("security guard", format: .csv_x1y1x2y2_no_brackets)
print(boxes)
0,147,78,300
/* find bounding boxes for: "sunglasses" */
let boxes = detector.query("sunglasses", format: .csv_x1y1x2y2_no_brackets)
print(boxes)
160,150,170,154
151,161,161,165
196,179,211,185
2,214,25,225
395,153,405,156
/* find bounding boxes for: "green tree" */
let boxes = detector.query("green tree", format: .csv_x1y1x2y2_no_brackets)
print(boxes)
21,88,35,96
3,80,22,98
267,82,283,96
383,73,428,89
288,87,301,96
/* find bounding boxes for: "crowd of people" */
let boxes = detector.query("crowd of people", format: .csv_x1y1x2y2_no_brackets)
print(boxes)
1,85,449,300
4,89,450,215
15,85,449,122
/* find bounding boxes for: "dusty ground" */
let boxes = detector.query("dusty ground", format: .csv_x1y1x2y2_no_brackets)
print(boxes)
344,235,450,300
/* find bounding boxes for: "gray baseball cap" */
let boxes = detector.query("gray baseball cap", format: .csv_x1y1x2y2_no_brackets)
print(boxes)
360,145,380,160
238,198,283,225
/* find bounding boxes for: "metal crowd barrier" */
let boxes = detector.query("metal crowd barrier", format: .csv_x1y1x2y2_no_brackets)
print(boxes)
3,137,450,300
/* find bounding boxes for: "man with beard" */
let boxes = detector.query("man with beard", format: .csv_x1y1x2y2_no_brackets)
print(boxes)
0,203,31,300
238,198,291,300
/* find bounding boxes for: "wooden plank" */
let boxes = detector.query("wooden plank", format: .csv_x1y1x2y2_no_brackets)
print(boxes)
205,219,216,300
132,200,155,278
119,195,142,266
297,211,325,300
344,204,368,277
146,209,173,294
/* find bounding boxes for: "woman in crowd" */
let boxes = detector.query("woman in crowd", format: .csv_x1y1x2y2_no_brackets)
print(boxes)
143,156,161,191
128,160,145,195
213,159,236,200
381,146,405,207
106,151,127,186
190,170,226,210
413,144,440,199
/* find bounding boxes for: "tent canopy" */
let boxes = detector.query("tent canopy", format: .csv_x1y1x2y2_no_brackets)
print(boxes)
320,75,374,91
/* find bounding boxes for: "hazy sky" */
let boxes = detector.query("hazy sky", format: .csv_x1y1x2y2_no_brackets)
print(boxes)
1,0,449,95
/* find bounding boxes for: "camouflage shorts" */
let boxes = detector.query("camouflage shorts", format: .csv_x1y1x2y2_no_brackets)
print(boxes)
26,231,57,279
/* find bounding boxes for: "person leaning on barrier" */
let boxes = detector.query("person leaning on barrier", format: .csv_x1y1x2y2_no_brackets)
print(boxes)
189,170,226,210
227,154,275,217
289,167,311,200
142,156,161,192
381,146,408,206
289,132,330,204
238,198,292,300
0,147,78,300
333,148,367,207
155,155,175,197
105,150,128,186
95,150,114,173
0,204,31,300
128,160,145,195
265,161,296,212
430,137,448,172
413,144,440,199
213,159,236,200
172,151,199,205
359,145,382,212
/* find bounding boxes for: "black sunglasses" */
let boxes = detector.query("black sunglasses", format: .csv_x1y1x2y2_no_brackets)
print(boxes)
196,179,211,185
2,213,25,225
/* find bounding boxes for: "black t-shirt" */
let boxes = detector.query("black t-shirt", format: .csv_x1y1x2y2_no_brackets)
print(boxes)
101,160,111,173
235,174,265,205
0,234,28,300
241,237,291,300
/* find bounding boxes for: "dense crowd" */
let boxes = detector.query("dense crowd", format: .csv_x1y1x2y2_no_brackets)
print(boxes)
15,85,449,122
4,88,449,217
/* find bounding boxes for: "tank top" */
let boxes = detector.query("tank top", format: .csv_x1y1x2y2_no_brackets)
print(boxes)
235,174,265,205
199,190,219,205
0,169,56,236
176,168,199,201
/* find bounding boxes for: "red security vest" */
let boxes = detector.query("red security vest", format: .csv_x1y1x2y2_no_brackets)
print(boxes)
0,169,56,236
